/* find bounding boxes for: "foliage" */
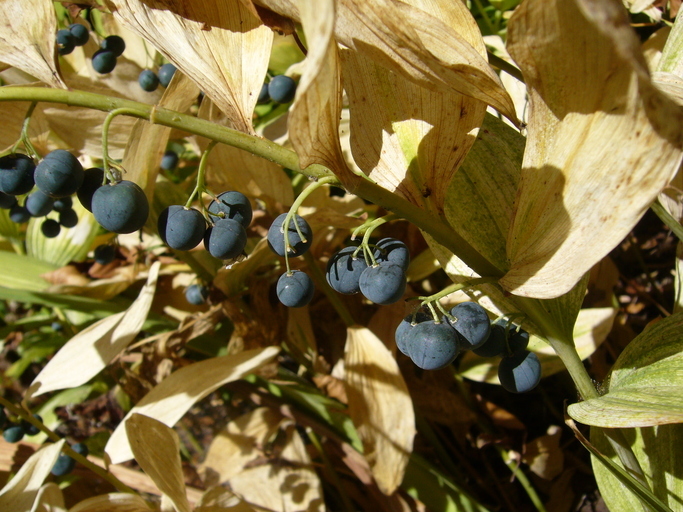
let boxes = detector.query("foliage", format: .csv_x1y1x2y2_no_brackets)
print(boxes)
0,0,682,511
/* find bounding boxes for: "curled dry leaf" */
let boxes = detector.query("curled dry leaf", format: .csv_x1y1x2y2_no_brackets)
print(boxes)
522,425,565,480
256,0,517,122
288,0,358,189
0,439,65,512
0,0,66,88
27,262,161,399
126,414,191,512
105,0,272,134
501,0,683,299
69,493,153,512
106,346,280,464
344,326,416,495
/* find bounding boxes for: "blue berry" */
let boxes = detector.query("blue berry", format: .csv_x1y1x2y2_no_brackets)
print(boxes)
138,69,159,92
326,246,367,295
57,29,75,55
92,49,117,74
257,83,270,104
405,321,460,370
41,219,61,238
100,35,125,56
473,321,529,358
204,218,247,260
0,192,17,209
25,190,54,217
35,149,84,198
59,208,79,228
69,23,89,46
160,150,179,171
21,414,42,436
443,302,491,351
359,263,406,305
91,180,149,234
158,205,206,251
51,453,76,476
77,167,104,212
277,270,314,307
395,310,430,356
3,424,24,443
208,191,252,228
373,238,410,272
185,284,209,305
53,196,73,212
158,63,177,87
0,154,35,195
268,75,297,103
94,244,116,265
498,350,542,393
9,205,30,223
267,213,312,257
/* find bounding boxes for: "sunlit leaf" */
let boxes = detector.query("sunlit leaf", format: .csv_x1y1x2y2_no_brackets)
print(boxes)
0,99,50,155
0,0,66,88
344,326,415,495
199,407,284,485
26,200,100,267
194,486,256,512
126,414,191,512
68,493,153,512
0,251,56,291
501,0,683,299
105,0,272,134
27,262,161,398
0,439,65,512
288,0,357,188
568,311,683,427
105,346,280,464
228,425,324,512
32,483,66,512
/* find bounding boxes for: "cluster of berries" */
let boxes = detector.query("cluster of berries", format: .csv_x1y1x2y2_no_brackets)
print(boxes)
0,150,149,237
138,63,177,92
396,302,541,392
0,409,89,476
326,238,409,305
56,23,89,55
92,35,126,74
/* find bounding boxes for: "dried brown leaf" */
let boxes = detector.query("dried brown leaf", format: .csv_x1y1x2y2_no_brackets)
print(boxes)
28,262,161,398
126,414,191,512
501,0,683,298
105,346,280,464
69,493,153,512
288,0,357,189
106,0,272,134
522,425,564,480
0,0,66,88
0,440,65,512
344,326,415,495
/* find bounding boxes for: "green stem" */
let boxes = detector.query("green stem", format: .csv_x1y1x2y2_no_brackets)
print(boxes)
415,277,499,305
351,212,397,241
0,86,502,279
101,107,148,182
186,140,217,209
11,102,40,159
495,446,547,512
487,51,525,83
0,397,134,494
651,198,683,243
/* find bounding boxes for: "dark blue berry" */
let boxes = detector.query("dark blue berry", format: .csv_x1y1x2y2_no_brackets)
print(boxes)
94,244,116,265
160,150,178,171
267,213,312,257
0,191,17,209
53,196,72,212
41,219,61,238
3,424,24,443
9,205,30,223
57,29,75,55
395,310,430,356
498,350,541,393
59,208,79,228
91,180,149,234
138,69,159,92
21,414,42,436
204,218,247,260
185,284,209,305
158,63,177,87
0,154,35,195
277,270,314,307
25,190,54,217
158,205,206,251
257,83,270,104
405,321,460,370
92,49,117,74
268,75,297,103
473,321,529,358
373,238,410,272
359,263,406,305
69,23,89,46
100,35,125,56
77,167,104,212
326,246,367,295
443,302,491,351
35,150,84,198
207,191,252,228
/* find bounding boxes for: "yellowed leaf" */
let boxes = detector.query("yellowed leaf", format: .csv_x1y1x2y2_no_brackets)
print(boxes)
28,262,161,398
0,99,50,155
106,0,272,134
126,414,191,512
288,0,357,188
0,0,65,88
105,346,280,464
227,425,324,512
69,493,152,512
194,487,257,512
31,483,65,512
199,407,284,485
501,0,683,299
344,326,415,495
0,440,65,512
522,425,564,480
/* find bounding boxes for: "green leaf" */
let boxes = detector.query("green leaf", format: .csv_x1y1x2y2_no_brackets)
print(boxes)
568,311,683,428
0,250,56,291
0,287,128,315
